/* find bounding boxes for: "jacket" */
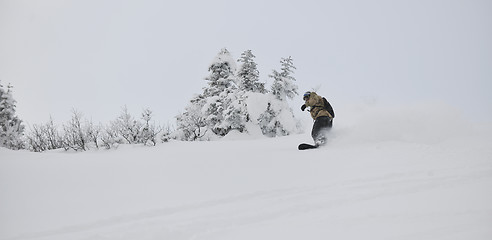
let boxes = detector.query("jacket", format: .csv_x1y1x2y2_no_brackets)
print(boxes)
305,92,333,120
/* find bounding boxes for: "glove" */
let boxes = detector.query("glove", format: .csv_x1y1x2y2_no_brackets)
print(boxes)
301,104,306,111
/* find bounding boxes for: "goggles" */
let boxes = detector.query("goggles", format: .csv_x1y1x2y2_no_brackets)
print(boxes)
303,92,311,100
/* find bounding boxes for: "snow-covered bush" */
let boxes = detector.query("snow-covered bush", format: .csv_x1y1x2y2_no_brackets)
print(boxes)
100,122,123,149
257,98,301,137
160,123,175,143
85,119,101,149
26,113,108,152
175,95,209,141
112,106,143,145
26,117,62,152
103,107,161,146
60,110,90,151
25,107,163,151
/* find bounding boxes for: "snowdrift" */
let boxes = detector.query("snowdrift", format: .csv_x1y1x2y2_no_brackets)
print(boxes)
1,103,491,240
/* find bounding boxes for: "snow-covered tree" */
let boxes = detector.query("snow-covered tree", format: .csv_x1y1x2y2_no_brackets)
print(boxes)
257,102,278,137
100,122,122,149
24,106,164,151
0,82,25,150
202,48,239,136
204,48,237,97
203,95,227,136
140,108,162,146
160,123,175,143
222,92,249,133
44,117,62,150
176,49,302,140
61,110,89,151
113,106,143,144
237,50,266,93
257,57,301,137
257,99,300,137
175,97,208,141
85,119,101,149
26,124,48,152
270,56,298,101
177,48,249,140
202,91,249,136
26,117,62,152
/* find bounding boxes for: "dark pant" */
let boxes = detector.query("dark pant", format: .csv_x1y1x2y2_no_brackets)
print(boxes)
311,116,332,145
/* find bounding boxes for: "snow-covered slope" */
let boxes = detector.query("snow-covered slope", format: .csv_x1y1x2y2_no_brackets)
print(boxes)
1,103,492,240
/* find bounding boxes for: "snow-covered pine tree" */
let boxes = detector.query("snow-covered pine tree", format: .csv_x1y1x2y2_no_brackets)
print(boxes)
257,57,301,137
203,48,248,136
204,48,237,97
203,48,238,136
257,99,299,137
257,102,282,137
0,82,25,150
237,50,266,93
222,92,249,133
270,56,298,101
176,48,253,139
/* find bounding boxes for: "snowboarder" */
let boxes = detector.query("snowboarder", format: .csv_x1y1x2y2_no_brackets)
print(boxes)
301,91,334,146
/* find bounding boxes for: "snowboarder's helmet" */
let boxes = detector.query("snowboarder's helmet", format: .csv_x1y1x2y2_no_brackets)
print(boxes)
303,92,311,100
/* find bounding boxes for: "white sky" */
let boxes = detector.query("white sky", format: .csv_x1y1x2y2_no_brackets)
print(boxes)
1,0,491,126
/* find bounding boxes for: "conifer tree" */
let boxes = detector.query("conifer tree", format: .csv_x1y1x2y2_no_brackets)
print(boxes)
222,92,249,133
270,56,298,101
204,48,237,97
203,48,238,135
257,57,301,137
237,50,266,93
257,99,298,137
258,102,278,137
0,81,25,149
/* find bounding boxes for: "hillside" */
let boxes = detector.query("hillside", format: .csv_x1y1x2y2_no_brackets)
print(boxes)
1,103,492,240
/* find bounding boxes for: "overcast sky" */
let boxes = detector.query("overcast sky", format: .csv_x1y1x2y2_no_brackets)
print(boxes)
1,0,491,126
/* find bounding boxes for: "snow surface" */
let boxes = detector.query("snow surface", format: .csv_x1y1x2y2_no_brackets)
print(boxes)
1,103,492,240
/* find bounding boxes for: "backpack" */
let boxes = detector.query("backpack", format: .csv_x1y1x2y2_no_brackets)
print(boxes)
322,97,335,118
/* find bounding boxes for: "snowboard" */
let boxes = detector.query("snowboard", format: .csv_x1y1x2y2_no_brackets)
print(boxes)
298,143,318,150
